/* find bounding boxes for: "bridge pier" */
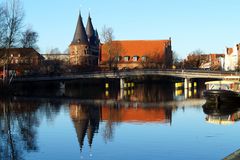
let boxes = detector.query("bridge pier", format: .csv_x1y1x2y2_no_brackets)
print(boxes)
184,78,190,89
59,82,65,96
184,78,191,99
60,82,65,90
120,78,125,89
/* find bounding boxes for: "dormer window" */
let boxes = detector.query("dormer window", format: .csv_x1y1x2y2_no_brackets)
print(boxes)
133,56,139,62
124,56,130,62
142,56,147,62
115,56,121,61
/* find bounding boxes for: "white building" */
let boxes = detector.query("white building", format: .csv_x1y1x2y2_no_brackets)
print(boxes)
224,43,240,71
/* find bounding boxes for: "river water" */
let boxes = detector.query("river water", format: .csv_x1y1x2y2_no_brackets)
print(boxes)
0,80,240,160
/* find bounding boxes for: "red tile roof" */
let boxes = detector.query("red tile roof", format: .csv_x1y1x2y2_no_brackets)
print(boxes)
100,40,171,62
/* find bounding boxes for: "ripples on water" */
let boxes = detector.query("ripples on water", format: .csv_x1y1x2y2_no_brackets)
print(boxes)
0,80,240,160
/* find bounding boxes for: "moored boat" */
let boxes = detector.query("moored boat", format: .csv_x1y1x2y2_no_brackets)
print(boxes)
203,76,240,103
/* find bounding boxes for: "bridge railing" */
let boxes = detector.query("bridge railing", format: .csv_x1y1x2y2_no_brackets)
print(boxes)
12,69,240,82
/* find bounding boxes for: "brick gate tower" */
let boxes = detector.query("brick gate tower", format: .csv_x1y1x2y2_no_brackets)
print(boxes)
69,12,99,67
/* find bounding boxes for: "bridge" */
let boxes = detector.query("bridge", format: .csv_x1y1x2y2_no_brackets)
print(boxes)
12,69,239,83
9,69,240,89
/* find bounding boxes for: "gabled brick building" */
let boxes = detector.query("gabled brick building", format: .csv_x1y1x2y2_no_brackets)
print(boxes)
100,39,173,69
0,48,44,77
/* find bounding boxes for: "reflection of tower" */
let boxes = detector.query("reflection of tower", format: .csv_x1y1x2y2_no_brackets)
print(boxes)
69,104,100,151
87,106,100,148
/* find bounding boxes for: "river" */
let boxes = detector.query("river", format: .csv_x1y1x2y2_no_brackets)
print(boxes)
0,80,239,160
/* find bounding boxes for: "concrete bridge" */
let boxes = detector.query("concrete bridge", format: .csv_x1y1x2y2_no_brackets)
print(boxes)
10,69,240,89
12,69,239,82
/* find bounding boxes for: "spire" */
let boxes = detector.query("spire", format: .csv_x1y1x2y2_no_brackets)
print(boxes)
86,13,95,39
95,29,100,45
95,30,99,40
72,12,88,45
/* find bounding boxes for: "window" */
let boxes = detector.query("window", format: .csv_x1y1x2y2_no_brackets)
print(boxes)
15,59,18,64
11,54,13,57
115,56,121,61
142,56,147,62
133,56,139,62
124,56,130,62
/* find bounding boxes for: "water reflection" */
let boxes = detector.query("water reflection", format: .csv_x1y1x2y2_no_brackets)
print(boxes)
202,102,240,125
0,99,40,160
0,81,207,160
69,104,100,151
69,102,173,151
13,80,204,101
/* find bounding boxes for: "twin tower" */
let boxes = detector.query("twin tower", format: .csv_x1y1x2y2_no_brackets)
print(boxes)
69,12,100,67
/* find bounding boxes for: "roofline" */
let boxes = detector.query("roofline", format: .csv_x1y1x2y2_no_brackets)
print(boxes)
42,53,69,56
112,39,171,42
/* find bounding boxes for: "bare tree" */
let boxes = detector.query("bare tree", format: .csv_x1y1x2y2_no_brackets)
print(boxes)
184,49,208,69
0,4,7,47
2,0,24,48
101,26,122,70
20,27,38,49
172,51,178,65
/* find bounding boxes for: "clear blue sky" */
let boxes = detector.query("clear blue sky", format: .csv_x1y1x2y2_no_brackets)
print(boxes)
20,0,240,58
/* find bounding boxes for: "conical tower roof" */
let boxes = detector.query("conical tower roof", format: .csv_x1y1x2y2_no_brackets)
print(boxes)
95,30,100,44
73,119,89,152
86,13,95,40
72,12,88,45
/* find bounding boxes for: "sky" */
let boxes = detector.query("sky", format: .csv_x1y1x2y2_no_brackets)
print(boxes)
14,0,240,58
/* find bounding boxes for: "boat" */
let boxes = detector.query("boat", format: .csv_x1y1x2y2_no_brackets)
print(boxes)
203,76,240,103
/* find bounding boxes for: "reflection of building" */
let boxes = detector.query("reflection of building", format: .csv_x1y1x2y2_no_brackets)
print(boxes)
101,106,172,124
69,13,100,67
69,103,172,153
100,39,173,69
69,104,100,150
118,83,174,102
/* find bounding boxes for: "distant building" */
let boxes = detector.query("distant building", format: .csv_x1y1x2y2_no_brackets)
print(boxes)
43,54,69,64
69,13,100,67
100,39,173,69
199,53,224,70
224,44,240,71
0,48,44,77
